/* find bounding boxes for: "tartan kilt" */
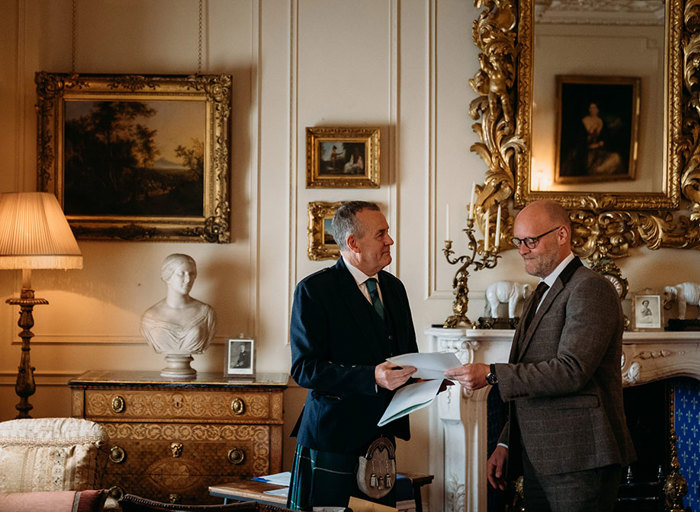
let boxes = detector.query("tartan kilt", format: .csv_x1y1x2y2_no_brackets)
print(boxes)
286,443,396,511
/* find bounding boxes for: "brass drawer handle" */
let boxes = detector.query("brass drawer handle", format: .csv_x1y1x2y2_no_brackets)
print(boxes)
111,395,125,413
170,442,183,458
231,397,245,415
227,448,246,465
107,486,124,501
109,445,126,464
168,494,181,504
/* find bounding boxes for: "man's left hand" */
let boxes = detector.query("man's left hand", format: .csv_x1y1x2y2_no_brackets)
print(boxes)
444,363,490,390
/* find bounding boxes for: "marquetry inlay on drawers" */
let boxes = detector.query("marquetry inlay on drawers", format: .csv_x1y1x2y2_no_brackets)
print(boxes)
69,371,288,505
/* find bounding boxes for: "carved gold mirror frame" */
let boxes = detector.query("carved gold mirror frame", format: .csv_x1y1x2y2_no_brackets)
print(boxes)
469,0,700,267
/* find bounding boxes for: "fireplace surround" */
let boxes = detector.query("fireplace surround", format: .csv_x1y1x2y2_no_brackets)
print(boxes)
425,328,700,512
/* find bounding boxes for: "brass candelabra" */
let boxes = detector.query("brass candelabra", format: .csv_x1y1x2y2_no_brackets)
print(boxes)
443,216,501,328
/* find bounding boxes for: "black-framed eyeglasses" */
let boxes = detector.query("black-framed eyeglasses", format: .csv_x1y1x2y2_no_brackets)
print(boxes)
511,226,561,249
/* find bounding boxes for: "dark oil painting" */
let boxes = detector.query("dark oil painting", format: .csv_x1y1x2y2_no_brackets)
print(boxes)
319,141,366,176
64,100,206,216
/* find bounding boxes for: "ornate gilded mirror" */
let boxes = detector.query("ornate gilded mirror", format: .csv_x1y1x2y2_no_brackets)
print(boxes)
469,0,700,271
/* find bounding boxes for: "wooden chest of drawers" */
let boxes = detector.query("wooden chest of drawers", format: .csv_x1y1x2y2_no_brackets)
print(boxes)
69,370,288,504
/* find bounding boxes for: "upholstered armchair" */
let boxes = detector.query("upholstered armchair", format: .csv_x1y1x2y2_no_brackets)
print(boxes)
0,417,110,512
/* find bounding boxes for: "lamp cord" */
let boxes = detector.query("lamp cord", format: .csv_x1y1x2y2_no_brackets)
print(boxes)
197,0,203,74
71,0,77,73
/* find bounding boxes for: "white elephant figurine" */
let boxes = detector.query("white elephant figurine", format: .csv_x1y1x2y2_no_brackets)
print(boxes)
485,281,531,319
663,282,700,319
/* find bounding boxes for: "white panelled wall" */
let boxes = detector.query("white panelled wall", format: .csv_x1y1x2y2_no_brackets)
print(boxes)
1,1,699,511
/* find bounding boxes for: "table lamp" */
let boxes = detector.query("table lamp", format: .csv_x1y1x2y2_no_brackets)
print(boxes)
0,192,82,418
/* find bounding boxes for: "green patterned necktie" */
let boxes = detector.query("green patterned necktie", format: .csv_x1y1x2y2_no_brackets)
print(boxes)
365,278,385,320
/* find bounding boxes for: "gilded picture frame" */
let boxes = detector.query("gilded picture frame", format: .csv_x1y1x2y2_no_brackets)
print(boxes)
306,127,380,188
35,72,232,242
632,290,663,331
225,338,254,376
555,75,641,185
307,201,342,260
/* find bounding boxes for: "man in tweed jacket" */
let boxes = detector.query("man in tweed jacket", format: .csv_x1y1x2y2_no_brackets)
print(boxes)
446,199,635,512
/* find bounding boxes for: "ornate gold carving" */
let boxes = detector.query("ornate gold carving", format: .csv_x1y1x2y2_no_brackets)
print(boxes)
111,396,125,414
231,397,245,415
227,448,246,465
109,445,126,464
471,0,700,264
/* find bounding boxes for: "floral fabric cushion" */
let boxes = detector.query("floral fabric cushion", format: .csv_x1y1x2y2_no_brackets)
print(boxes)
0,418,107,492
0,489,106,512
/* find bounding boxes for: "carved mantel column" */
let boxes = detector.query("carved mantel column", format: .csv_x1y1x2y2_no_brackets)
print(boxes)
426,327,700,512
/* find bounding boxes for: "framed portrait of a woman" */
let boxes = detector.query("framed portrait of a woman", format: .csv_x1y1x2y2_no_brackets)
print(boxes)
554,75,640,184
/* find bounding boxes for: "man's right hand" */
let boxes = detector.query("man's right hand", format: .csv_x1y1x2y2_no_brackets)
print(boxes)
374,361,416,390
487,445,508,490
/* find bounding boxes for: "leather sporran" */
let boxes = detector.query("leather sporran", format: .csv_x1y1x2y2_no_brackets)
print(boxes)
356,436,396,499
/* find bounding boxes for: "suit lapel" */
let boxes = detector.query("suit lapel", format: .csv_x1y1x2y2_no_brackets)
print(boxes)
512,257,583,362
333,259,385,360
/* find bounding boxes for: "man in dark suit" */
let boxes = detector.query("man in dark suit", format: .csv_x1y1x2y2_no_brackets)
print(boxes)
445,199,635,512
288,201,418,510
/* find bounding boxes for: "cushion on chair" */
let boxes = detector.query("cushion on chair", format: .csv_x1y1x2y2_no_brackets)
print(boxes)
0,417,108,492
0,489,107,512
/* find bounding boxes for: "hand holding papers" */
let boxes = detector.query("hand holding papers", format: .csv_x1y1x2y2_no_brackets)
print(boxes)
377,352,462,427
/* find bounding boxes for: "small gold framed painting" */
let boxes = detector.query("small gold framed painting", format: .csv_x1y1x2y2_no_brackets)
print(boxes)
307,201,342,261
306,127,380,188
631,290,663,331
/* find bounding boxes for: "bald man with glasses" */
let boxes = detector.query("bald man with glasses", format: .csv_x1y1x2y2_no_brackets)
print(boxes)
445,199,635,512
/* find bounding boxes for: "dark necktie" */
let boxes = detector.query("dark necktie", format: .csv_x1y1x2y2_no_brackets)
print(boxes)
520,281,549,332
365,278,385,320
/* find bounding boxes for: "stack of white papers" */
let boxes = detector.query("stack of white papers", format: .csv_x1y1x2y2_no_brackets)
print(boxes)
377,352,461,426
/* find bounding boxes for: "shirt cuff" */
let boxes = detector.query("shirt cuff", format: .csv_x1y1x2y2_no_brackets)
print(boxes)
497,442,509,450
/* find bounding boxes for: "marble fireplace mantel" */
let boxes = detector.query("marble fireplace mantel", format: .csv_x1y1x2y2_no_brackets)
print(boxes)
425,327,700,512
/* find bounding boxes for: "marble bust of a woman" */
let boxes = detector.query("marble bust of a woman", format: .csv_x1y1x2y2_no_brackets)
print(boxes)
141,253,216,377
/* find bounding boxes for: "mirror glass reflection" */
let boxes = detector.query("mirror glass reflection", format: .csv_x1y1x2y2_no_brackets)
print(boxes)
530,0,665,194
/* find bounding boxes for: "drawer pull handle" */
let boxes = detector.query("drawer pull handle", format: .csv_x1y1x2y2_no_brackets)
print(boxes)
107,486,124,501
109,445,126,464
227,448,246,465
231,398,245,415
170,442,183,458
111,396,125,413
168,494,181,504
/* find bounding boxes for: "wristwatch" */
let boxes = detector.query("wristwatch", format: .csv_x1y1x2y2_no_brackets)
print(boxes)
486,364,498,386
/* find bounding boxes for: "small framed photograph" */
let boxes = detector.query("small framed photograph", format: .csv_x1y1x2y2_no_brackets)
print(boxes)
306,127,380,188
554,75,640,184
225,338,255,376
632,291,663,331
307,201,342,261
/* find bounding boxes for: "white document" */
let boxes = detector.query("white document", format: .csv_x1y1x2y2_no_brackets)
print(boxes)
387,351,462,380
377,378,444,426
251,471,291,486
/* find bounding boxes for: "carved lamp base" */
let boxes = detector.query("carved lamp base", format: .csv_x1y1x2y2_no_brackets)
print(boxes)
161,354,196,379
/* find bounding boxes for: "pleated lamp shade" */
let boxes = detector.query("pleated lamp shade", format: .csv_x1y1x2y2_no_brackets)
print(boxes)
0,192,82,270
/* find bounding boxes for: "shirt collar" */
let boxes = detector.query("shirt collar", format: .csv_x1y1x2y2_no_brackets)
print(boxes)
541,252,575,288
342,256,378,285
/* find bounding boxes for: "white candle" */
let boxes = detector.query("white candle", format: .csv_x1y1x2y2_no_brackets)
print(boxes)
445,203,450,240
469,182,476,219
495,204,501,247
484,207,490,251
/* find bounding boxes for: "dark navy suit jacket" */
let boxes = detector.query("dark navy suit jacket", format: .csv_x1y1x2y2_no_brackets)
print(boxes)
289,258,418,454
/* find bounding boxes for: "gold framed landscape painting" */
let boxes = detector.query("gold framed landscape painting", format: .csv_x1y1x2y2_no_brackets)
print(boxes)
306,127,380,188
307,201,342,261
554,75,640,184
35,72,232,242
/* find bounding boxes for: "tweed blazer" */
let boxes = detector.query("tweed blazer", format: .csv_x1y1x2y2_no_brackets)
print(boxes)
289,258,418,454
495,258,635,475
